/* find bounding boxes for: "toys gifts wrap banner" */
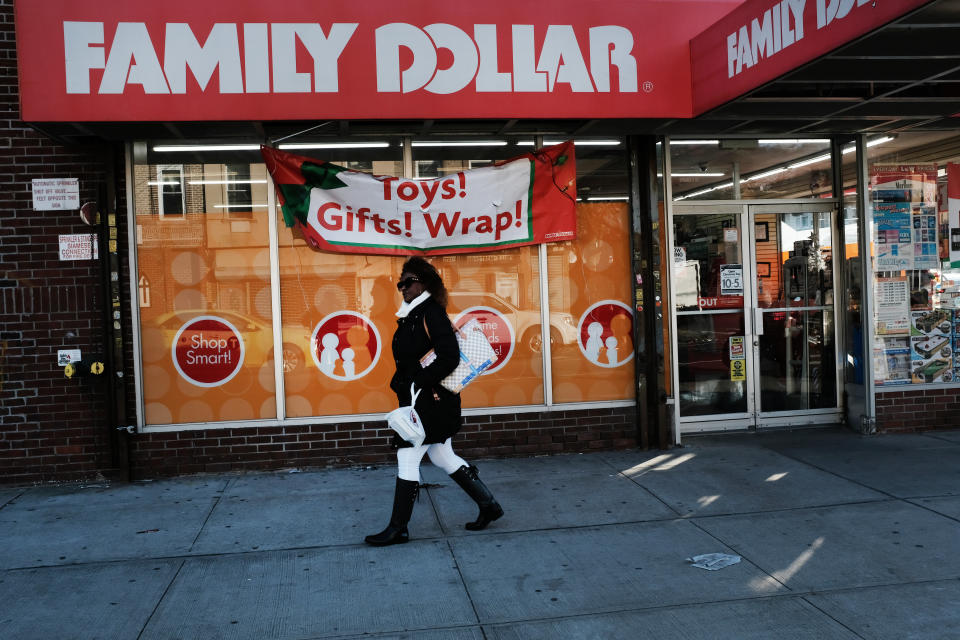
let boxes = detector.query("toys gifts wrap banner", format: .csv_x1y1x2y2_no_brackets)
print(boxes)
261,142,576,256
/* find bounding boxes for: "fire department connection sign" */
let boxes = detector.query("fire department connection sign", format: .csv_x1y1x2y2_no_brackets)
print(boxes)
262,142,576,256
172,316,245,386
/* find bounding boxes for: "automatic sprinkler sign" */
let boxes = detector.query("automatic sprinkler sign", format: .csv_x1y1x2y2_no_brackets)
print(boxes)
172,316,245,386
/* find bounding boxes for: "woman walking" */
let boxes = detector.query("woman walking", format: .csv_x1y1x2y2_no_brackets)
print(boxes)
365,256,504,546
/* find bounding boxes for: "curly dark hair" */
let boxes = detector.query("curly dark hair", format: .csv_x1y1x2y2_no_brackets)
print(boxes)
401,256,448,308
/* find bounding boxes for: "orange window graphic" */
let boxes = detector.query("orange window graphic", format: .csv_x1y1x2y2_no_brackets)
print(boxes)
549,202,635,403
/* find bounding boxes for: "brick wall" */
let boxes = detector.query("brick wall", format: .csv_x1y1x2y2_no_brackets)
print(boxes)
0,0,119,484
875,389,960,432
129,407,637,479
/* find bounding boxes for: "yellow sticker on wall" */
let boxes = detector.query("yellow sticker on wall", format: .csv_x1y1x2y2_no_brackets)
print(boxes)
730,359,746,381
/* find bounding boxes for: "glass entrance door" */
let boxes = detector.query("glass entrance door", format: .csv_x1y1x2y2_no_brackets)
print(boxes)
672,204,842,432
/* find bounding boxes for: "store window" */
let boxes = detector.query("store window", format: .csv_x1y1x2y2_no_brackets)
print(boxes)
670,139,832,201
549,138,634,403
867,132,960,387
135,156,276,425
134,137,636,429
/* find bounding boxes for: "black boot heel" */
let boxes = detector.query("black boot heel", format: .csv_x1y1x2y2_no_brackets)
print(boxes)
450,464,504,531
365,478,419,546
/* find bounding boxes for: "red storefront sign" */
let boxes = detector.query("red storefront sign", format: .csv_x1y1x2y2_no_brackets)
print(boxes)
172,316,245,387
691,0,933,114
15,0,741,121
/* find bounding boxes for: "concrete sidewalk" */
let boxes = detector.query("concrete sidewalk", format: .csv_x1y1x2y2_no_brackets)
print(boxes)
2,427,960,639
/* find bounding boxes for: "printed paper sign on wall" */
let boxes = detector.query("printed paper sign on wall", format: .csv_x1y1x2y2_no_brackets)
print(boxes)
263,142,576,256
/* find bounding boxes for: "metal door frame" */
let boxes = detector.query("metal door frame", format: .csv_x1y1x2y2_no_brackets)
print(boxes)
668,201,843,434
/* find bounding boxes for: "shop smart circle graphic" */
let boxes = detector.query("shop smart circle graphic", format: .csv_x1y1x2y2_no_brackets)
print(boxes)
172,315,245,387
577,300,634,368
454,306,515,374
310,311,381,381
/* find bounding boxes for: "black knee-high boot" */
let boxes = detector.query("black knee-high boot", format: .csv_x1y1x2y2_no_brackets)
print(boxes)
365,477,419,546
450,464,504,531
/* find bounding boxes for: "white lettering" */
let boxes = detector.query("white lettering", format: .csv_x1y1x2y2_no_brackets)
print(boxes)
474,25,512,92
512,25,546,92
64,22,105,94
424,23,478,95
271,23,356,93
818,0,871,29
100,23,169,94
243,24,270,93
164,24,243,94
727,0,806,78
375,23,436,93
589,26,637,92
61,20,641,97
536,25,593,92
750,10,775,66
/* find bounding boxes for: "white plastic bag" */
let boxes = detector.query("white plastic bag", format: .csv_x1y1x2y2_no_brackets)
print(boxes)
385,384,425,446
419,318,498,393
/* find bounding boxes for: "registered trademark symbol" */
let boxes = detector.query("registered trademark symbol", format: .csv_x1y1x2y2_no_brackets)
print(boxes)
642,81,654,93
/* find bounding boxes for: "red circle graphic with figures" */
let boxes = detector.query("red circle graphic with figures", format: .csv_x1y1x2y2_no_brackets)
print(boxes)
454,306,515,374
577,301,635,368
172,315,245,386
310,311,381,381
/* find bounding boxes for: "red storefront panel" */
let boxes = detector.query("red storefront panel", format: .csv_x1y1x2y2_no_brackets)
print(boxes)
16,0,740,122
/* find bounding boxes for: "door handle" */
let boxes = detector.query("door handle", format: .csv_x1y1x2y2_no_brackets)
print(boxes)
754,308,764,336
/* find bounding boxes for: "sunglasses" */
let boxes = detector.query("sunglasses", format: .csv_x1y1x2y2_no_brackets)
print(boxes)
396,277,421,291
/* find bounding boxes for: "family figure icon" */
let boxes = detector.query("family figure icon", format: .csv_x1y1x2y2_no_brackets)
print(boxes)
313,317,377,380
585,322,619,365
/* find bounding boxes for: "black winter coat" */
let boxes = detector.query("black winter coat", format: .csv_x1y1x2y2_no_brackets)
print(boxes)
390,297,462,447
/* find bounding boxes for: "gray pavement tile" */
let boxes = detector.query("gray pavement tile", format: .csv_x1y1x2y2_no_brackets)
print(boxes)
190,481,443,554
10,475,229,508
616,446,884,516
484,596,860,639
140,542,477,640
0,488,22,507
910,495,960,521
0,559,181,640
807,580,960,640
450,521,784,624
925,430,960,445
427,471,675,535
694,501,960,591
769,446,960,498
453,453,620,479
0,497,216,569
328,627,485,640
222,466,397,498
754,428,960,452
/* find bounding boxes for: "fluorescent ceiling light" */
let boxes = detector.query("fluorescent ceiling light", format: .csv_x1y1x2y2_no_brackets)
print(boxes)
189,180,268,185
517,139,621,146
842,136,895,154
278,142,390,150
759,139,829,144
669,140,719,145
586,196,629,201
788,154,831,169
146,181,182,186
661,172,726,177
213,204,268,209
153,144,260,152
675,182,733,200
411,141,507,147
741,167,787,182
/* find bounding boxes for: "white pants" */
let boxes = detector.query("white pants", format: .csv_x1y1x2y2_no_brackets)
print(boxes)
397,438,468,482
